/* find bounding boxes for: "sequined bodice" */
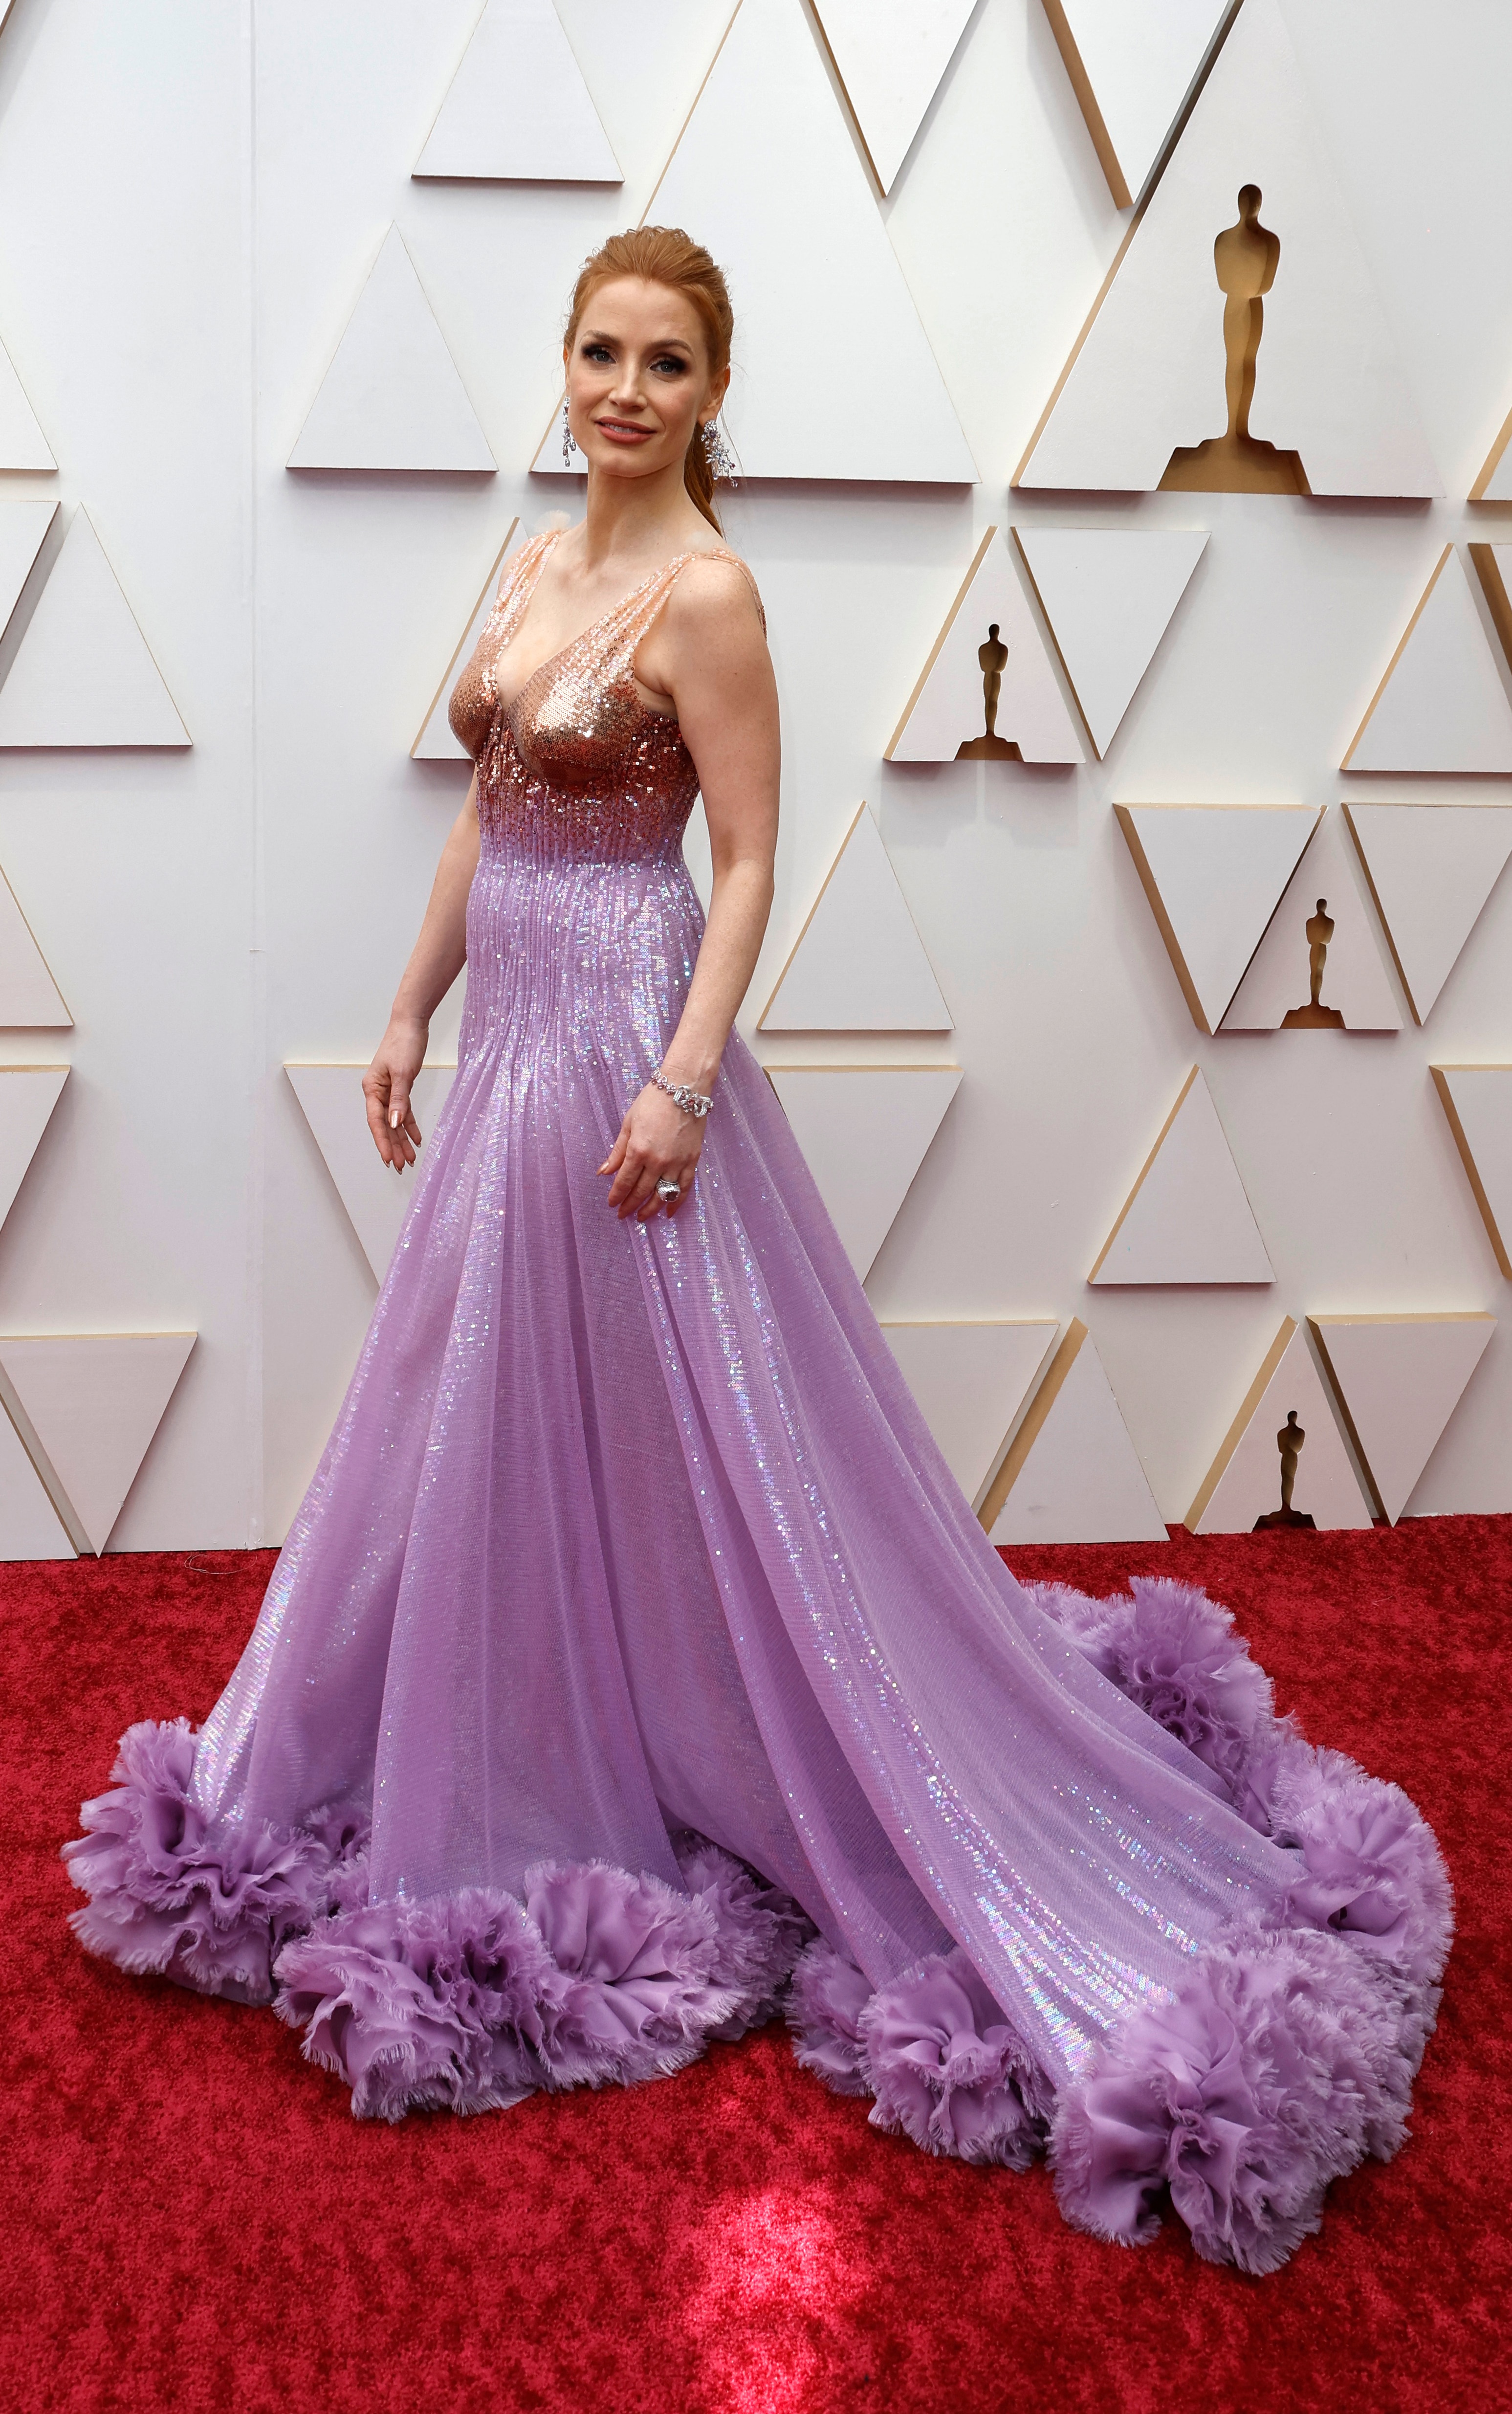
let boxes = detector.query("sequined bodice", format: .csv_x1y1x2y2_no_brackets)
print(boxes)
448,530,762,864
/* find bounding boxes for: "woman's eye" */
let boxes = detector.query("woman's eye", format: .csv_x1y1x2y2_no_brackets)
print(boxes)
582,344,613,363
652,356,688,376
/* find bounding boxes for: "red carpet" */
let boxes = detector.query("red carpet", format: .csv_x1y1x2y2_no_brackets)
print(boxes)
4,1519,1507,2413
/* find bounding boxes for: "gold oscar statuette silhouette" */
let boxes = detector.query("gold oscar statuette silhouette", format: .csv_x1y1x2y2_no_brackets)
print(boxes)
1253,1408,1316,1531
956,622,1021,760
1280,896,1345,1029
1161,185,1310,496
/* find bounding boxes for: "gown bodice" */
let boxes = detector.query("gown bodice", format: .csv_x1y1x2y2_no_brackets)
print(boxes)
448,529,763,866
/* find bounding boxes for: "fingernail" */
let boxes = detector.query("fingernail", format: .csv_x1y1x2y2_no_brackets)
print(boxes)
390,1110,399,1129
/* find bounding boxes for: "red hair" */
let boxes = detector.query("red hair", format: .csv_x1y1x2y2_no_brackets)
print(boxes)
565,226,734,529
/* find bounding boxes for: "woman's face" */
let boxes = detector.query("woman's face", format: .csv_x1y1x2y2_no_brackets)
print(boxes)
563,277,728,486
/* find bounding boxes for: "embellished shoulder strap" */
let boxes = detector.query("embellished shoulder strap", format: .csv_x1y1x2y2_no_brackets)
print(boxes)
596,545,767,681
481,527,560,653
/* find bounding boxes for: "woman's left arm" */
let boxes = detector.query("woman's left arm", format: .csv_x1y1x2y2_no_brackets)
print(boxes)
599,560,780,1219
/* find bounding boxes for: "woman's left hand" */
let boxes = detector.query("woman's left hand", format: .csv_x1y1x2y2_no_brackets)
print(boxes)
598,1083,705,1218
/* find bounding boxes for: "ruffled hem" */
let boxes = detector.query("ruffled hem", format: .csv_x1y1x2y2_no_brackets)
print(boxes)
64,1576,1452,2267
61,1722,812,2121
788,1576,1453,2275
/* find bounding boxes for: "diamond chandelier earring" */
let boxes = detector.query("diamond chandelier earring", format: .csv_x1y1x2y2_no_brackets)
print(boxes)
702,416,739,487
561,399,578,467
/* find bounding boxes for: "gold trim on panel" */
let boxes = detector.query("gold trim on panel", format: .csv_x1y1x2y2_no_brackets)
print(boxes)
411,517,520,757
1339,800,1423,1026
758,799,868,1028
1307,1311,1495,1523
1430,1065,1512,1278
976,1316,1085,1535
1469,400,1512,503
885,526,997,761
1087,1064,1199,1280
1468,541,1512,673
1340,544,1452,771
1183,1314,1295,1532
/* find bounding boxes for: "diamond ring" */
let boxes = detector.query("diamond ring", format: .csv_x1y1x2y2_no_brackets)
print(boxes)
656,1178,680,1203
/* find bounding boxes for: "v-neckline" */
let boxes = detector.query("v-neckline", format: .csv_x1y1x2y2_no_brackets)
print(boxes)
488,530,724,718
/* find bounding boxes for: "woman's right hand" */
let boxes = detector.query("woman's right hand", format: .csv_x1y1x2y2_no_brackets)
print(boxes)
363,1019,428,1171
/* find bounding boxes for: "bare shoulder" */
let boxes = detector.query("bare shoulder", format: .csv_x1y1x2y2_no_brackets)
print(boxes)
664,546,766,648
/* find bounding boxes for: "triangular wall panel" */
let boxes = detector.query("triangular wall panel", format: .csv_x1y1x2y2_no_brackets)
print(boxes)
1185,1317,1373,1534
1468,541,1512,676
1469,399,1512,503
0,511,189,748
413,518,523,760
760,804,951,1032
1222,809,1401,1031
1309,1312,1494,1524
0,1405,71,1559
1431,1065,1512,1278
0,872,69,1028
532,0,975,483
982,1318,1167,1545
881,1319,1059,1513
287,1063,457,1283
0,335,55,472
764,1064,962,1280
0,500,58,642
1014,526,1206,757
811,0,976,193
1089,1066,1272,1285
886,529,1086,765
0,1332,196,1555
1344,802,1512,1025
0,1067,68,1224
288,225,496,473
1017,0,1440,497
1040,0,1236,209
414,0,620,182
1114,802,1320,1034
1342,548,1512,774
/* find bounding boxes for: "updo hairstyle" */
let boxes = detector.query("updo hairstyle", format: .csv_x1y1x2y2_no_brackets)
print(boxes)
564,226,734,529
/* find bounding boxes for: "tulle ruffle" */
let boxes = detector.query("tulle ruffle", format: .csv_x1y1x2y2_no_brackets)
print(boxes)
65,1578,1452,2269
63,1728,811,2122
789,1576,1453,2274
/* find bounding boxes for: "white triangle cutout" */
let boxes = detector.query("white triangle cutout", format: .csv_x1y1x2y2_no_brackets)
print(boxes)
1431,1065,1512,1279
532,0,975,483
0,1402,70,1558
760,804,951,1032
1017,0,1440,498
289,226,496,473
1343,548,1512,773
887,528,1086,764
413,519,523,760
764,1064,961,1279
287,1063,458,1283
0,511,189,748
1344,802,1512,1025
983,1318,1167,1545
0,1067,67,1223
1309,1313,1494,1524
1114,802,1320,1034
1222,809,1400,1031
1186,1317,1373,1534
881,1319,1059,1513
414,0,620,183
1013,527,1206,758
1090,1066,1272,1286
0,334,55,471
0,873,70,1028
0,500,58,641
1041,0,1236,209
0,1332,196,1555
811,0,976,193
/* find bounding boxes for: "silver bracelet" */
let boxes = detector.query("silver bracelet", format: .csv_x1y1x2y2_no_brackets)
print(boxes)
652,1067,713,1119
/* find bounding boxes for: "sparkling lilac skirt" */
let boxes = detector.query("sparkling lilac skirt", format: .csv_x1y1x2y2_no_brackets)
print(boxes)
65,837,1451,2274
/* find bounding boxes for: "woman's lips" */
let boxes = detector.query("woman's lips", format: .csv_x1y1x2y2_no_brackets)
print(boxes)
594,420,656,445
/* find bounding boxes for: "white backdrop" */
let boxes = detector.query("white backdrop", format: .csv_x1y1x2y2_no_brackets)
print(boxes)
0,0,1508,1550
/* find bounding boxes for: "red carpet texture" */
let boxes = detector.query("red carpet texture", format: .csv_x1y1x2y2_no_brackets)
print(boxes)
4,1517,1508,2414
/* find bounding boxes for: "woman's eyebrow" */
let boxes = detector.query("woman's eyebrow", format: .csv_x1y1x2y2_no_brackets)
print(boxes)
580,327,693,353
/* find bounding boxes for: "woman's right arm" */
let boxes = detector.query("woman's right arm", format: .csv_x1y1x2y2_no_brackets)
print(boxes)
362,776,481,1170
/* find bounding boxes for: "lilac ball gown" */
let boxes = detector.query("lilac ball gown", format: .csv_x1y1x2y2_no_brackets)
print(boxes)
65,532,1450,2273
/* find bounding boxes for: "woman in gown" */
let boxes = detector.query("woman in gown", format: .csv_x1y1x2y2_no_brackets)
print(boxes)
65,229,1450,2275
